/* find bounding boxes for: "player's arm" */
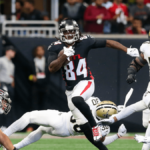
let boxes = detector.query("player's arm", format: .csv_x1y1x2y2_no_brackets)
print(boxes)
103,124,127,145
0,130,15,150
91,38,139,57
48,51,68,73
127,53,147,84
48,45,74,73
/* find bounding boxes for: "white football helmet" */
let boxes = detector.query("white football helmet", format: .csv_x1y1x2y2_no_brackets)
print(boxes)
59,19,80,44
0,89,11,115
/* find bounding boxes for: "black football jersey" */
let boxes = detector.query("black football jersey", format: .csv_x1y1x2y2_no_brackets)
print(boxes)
48,35,106,90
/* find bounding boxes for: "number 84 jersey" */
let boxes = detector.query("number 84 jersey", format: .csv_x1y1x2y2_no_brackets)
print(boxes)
48,35,106,91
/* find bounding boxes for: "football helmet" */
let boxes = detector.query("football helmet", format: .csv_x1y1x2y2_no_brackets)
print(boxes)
59,19,80,44
96,101,118,119
0,89,11,115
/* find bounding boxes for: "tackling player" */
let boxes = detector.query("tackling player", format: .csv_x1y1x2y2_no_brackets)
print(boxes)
0,89,16,150
2,97,127,150
100,31,150,150
48,18,139,146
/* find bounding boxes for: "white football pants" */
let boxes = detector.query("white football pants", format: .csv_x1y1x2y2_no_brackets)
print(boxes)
65,80,95,125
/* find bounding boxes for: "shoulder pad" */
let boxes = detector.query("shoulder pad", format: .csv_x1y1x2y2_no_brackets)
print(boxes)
47,40,62,51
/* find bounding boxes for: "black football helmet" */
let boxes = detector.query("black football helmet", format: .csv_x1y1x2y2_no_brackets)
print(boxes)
0,89,11,115
59,19,80,44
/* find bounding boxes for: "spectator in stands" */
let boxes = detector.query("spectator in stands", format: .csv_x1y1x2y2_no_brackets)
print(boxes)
56,0,86,31
15,0,24,20
41,11,49,20
84,0,111,33
108,0,129,33
31,46,49,111
144,0,150,7
75,0,89,7
0,46,16,100
20,0,43,20
129,0,149,26
125,17,147,34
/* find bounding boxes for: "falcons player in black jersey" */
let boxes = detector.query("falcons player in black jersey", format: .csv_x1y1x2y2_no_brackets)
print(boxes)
48,19,139,150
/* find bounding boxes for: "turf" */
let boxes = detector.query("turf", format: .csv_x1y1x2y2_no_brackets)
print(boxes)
11,138,143,150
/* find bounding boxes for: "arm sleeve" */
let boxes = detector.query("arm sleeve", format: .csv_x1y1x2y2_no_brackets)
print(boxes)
103,134,118,145
91,38,107,49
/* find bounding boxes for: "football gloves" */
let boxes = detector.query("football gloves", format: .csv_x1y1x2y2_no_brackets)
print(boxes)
127,47,139,57
126,74,136,84
134,134,150,143
117,124,127,138
63,46,75,60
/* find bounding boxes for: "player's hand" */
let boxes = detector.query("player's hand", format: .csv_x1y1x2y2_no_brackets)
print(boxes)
117,105,125,113
117,124,127,138
134,134,149,143
100,125,110,137
127,47,139,57
63,46,75,57
126,74,136,84
100,117,114,125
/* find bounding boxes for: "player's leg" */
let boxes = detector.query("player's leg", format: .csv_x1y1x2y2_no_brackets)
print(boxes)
4,110,62,136
14,126,52,149
0,129,15,150
68,80,97,127
142,109,150,128
142,111,150,150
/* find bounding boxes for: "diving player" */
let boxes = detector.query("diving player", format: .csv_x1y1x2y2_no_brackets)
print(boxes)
100,31,150,150
2,97,127,149
0,89,16,150
48,18,139,146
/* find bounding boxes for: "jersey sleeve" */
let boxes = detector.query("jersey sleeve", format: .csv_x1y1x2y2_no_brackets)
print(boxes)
47,42,59,65
86,36,106,49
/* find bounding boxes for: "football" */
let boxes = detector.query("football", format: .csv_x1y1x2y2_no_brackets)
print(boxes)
58,50,70,66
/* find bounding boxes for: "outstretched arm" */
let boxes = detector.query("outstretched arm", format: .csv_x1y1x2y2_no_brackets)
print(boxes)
106,40,127,52
106,40,139,57
127,53,147,84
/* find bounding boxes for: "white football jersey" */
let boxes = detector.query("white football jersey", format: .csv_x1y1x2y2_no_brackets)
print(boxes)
140,41,150,66
140,41,150,90
63,97,110,136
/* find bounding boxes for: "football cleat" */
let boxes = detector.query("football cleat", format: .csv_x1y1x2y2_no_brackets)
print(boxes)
92,125,102,142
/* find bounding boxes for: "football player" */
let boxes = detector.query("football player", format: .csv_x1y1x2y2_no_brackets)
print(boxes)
2,97,127,149
48,18,139,146
0,89,16,150
100,31,150,150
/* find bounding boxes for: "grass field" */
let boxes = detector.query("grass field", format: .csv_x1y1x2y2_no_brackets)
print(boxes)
10,133,144,150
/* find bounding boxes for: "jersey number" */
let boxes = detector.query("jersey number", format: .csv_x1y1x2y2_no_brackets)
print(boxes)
64,58,87,80
70,115,82,133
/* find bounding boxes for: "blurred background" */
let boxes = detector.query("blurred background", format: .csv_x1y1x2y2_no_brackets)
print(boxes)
0,0,149,132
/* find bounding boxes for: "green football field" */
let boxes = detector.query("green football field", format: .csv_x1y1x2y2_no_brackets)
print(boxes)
10,133,144,150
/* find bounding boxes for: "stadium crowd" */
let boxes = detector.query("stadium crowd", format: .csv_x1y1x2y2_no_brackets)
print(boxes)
13,0,150,34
